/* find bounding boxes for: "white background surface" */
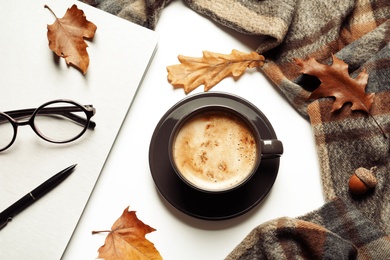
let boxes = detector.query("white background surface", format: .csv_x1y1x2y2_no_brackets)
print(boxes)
63,1,325,260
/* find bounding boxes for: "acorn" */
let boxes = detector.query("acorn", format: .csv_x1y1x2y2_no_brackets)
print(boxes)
348,167,377,195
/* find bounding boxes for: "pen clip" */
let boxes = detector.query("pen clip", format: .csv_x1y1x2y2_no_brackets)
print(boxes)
0,217,12,230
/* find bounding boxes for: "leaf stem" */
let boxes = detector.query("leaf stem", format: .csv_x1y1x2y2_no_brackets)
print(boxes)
44,4,58,19
369,113,388,139
92,230,111,235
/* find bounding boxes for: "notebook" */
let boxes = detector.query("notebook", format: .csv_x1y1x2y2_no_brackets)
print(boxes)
0,0,158,258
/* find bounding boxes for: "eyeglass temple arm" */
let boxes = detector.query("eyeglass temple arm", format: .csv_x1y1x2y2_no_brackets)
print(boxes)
3,106,96,129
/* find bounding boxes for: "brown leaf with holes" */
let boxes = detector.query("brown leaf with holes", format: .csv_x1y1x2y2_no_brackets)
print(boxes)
92,206,162,260
295,54,374,113
45,4,97,74
167,49,265,94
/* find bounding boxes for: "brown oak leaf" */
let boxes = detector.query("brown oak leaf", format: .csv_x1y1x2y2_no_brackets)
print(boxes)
92,206,162,260
167,49,265,94
45,4,97,74
295,54,374,113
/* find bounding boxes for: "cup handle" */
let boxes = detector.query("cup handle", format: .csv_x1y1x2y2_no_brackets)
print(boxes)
260,139,283,159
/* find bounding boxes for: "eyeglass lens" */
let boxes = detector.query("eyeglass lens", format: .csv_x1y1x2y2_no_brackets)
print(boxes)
0,114,14,150
34,102,88,143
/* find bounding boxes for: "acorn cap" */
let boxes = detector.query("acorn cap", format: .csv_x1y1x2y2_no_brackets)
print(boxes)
355,167,377,188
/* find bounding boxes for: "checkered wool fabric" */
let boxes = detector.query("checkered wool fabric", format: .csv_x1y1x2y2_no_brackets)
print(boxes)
227,197,390,259
81,0,390,258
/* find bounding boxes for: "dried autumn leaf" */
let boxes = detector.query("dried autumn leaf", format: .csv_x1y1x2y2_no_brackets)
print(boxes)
45,4,97,74
295,54,374,113
93,206,162,260
167,49,265,94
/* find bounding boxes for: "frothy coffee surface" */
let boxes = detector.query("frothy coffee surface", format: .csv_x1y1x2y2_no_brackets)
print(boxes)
173,110,257,191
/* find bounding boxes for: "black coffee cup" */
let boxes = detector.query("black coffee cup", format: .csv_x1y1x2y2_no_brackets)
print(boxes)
169,105,283,193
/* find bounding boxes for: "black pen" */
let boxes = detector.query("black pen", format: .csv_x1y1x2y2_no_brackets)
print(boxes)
0,164,77,230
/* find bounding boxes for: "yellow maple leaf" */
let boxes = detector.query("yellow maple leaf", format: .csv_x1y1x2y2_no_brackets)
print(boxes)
93,206,162,260
167,49,265,94
45,4,97,74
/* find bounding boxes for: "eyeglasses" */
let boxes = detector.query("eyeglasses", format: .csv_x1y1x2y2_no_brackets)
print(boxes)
0,99,96,152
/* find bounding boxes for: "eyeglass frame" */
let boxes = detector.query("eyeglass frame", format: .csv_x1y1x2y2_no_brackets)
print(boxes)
0,99,96,152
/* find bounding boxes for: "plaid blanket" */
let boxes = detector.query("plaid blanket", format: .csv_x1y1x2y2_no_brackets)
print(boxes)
227,197,390,259
82,0,390,258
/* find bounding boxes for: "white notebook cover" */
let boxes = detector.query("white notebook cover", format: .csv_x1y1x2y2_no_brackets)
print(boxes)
0,0,158,258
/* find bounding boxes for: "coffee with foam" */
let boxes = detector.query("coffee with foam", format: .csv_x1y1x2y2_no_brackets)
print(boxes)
172,110,258,192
